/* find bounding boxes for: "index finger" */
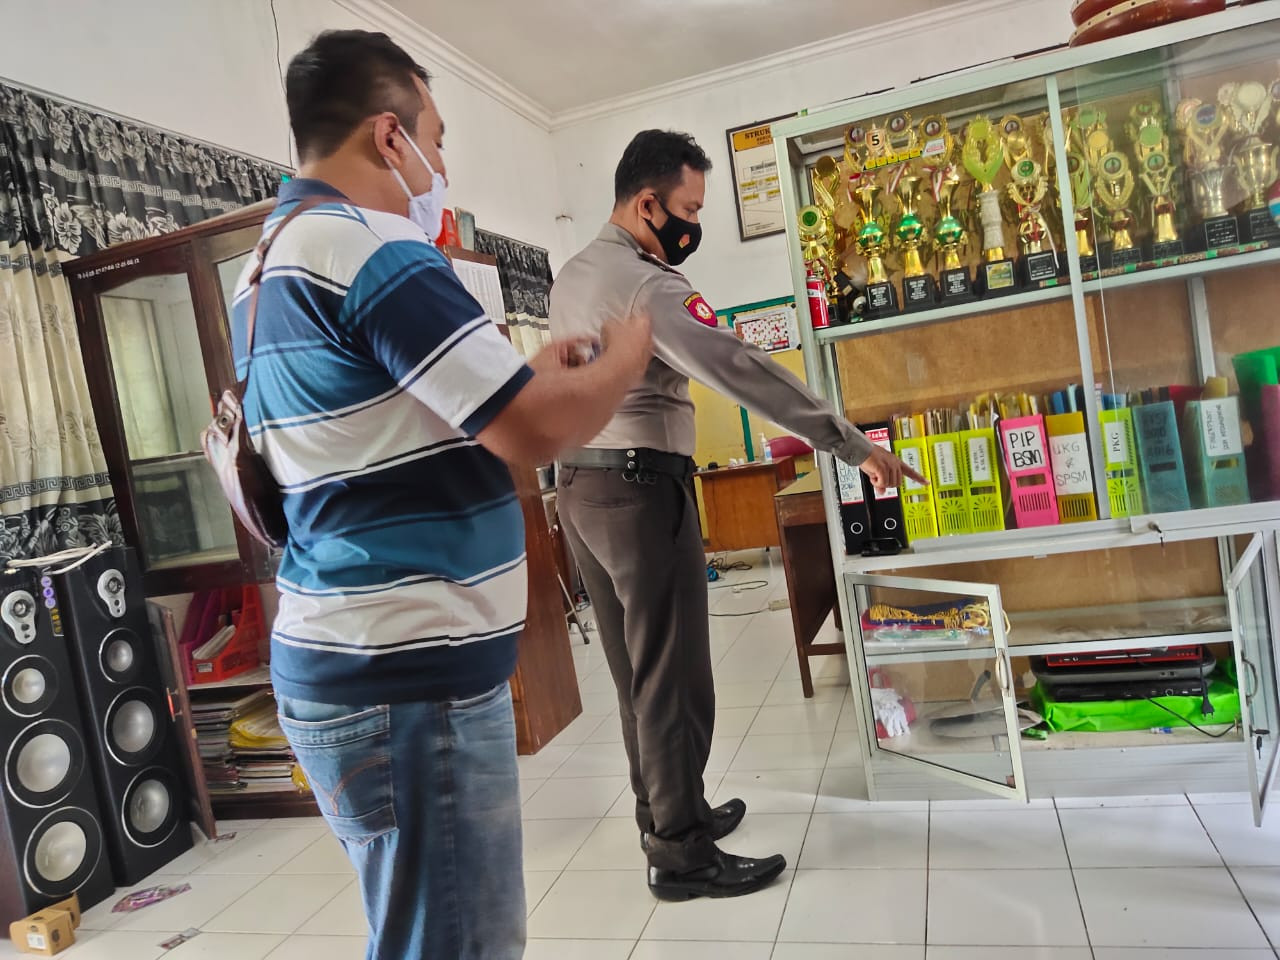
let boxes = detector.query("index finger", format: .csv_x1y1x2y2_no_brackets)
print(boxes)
903,463,929,486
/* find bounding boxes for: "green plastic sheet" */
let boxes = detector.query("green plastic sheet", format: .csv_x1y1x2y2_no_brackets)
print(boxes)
1030,676,1241,733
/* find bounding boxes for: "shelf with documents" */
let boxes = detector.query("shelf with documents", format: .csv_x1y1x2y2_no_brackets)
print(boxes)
777,6,1280,817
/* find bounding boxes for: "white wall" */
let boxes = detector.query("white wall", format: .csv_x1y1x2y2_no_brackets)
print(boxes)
550,0,1072,307
2,0,566,262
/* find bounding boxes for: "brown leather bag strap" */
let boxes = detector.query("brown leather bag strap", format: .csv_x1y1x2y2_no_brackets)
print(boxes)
238,194,330,397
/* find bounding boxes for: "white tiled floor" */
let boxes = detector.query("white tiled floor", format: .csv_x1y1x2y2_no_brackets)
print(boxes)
17,551,1280,958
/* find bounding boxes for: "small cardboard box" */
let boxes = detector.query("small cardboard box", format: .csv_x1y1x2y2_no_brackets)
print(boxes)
8,908,75,955
46,895,80,930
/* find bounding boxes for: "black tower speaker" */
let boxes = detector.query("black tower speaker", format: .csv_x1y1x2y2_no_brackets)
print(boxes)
0,569,114,922
50,547,191,885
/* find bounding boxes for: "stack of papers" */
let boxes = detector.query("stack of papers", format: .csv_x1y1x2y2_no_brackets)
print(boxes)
229,699,297,793
191,690,272,794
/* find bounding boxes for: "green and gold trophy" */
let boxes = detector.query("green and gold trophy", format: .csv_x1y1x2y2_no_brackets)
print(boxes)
799,156,847,322
1094,151,1140,268
1127,100,1182,260
1176,97,1239,249
1221,81,1280,242
853,122,899,315
1003,115,1059,284
962,115,1016,294
1065,149,1100,273
922,115,972,302
884,116,935,311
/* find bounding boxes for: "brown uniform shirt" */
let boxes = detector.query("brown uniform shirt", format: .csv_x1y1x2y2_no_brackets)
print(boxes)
550,223,873,464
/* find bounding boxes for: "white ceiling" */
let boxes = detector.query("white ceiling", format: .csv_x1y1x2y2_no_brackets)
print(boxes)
387,0,971,116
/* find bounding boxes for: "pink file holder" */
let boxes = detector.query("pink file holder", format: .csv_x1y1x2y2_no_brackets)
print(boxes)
1000,414,1060,528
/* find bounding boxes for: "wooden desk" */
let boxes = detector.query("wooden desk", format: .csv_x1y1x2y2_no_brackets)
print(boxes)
774,472,845,698
697,458,797,553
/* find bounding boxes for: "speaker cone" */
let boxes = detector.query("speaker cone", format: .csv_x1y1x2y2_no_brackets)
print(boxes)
24,806,104,897
3,655,58,717
99,627,141,683
6,720,85,807
103,688,163,765
122,768,181,847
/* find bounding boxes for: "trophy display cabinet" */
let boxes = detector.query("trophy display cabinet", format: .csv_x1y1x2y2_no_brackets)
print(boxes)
64,202,582,803
776,5,1280,822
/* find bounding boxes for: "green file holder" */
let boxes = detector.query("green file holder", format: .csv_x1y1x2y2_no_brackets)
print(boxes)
1232,346,1280,424
1183,398,1251,507
1132,401,1191,513
961,428,1005,533
1099,408,1144,517
893,437,939,542
926,432,973,536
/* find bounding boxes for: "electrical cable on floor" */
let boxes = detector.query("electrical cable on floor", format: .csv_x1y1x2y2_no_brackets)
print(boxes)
1145,698,1237,738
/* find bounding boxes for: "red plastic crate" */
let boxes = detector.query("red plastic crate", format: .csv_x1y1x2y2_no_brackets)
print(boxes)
183,586,263,685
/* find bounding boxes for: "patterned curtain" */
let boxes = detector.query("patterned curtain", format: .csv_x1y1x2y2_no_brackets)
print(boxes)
0,81,283,562
474,229,554,359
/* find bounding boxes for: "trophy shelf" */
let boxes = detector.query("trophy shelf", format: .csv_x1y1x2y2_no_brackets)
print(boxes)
814,240,1280,344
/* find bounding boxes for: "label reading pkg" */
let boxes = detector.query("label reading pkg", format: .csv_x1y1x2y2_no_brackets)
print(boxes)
835,458,865,505
1200,398,1244,457
932,440,959,487
1103,421,1130,466
1049,432,1092,495
900,445,927,490
967,436,993,483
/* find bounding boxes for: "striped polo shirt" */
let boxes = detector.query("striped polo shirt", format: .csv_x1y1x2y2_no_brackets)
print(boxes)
230,178,532,705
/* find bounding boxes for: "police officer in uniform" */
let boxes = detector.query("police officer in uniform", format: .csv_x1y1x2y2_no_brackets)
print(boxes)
552,130,921,901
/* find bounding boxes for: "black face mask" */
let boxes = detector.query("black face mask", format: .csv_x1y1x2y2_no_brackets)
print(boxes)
645,199,702,266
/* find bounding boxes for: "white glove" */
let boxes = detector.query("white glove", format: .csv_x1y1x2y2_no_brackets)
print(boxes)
871,686,909,738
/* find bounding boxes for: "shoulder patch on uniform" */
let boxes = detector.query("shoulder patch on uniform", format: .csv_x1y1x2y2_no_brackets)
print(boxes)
683,293,717,327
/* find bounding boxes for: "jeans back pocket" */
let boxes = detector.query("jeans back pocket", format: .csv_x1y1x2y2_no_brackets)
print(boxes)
277,702,397,847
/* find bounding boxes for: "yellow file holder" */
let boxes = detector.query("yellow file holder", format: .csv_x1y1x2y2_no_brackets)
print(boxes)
1045,412,1099,523
960,428,1005,533
892,437,939,542
1099,408,1144,518
926,432,973,536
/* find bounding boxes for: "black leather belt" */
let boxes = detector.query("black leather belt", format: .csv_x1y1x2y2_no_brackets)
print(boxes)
560,447,694,484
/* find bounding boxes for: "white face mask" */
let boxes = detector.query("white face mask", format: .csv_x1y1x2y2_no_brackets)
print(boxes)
388,132,447,240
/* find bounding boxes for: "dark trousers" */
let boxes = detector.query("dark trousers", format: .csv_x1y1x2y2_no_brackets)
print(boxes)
558,466,717,869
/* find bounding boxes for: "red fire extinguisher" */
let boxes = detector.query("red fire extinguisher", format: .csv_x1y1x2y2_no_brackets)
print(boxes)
806,273,830,330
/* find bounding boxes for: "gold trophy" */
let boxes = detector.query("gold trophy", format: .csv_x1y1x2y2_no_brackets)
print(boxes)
1221,81,1280,242
1094,151,1139,268
962,115,1016,293
850,171,897,316
1127,100,1182,259
921,115,972,301
1003,115,1058,284
1065,150,1099,270
798,156,845,319
1176,97,1239,249
890,157,935,310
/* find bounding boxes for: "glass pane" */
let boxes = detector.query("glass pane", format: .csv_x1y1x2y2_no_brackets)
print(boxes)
100,273,238,570
215,251,252,338
1057,19,1280,518
856,580,1020,792
1231,535,1279,818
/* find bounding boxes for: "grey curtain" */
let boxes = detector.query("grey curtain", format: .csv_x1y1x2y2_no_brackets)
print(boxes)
0,81,283,562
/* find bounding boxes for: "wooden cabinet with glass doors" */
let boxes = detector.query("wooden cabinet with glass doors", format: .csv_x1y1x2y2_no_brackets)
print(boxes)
776,5,1280,821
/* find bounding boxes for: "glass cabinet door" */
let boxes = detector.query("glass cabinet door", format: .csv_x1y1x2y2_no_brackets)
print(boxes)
1228,532,1280,825
848,573,1026,799
86,248,242,582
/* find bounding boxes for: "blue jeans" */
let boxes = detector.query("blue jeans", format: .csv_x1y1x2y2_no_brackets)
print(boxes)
277,683,525,959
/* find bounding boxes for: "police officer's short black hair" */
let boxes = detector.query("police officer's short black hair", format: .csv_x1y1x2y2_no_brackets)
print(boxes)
286,30,432,162
614,130,713,206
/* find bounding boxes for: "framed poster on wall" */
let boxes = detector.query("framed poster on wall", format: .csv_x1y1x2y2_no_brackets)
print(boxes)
725,115,791,242
724,296,798,354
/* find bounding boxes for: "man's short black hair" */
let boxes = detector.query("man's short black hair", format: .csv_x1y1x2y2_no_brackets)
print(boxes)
286,30,431,161
614,130,712,206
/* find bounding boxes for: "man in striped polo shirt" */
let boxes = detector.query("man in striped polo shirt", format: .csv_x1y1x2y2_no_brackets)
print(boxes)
234,31,652,959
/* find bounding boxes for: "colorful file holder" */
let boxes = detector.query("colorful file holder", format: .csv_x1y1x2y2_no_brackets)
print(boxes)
1000,415,1059,527
1045,412,1099,523
893,437,939,542
925,432,972,537
1099,408,1144,517
1132,401,1192,513
1183,397,1250,507
1232,347,1280,424
961,428,1005,533
1259,385,1280,501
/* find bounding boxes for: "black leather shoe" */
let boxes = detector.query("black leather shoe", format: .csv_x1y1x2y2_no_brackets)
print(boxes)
647,848,787,901
710,798,746,840
640,798,747,853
